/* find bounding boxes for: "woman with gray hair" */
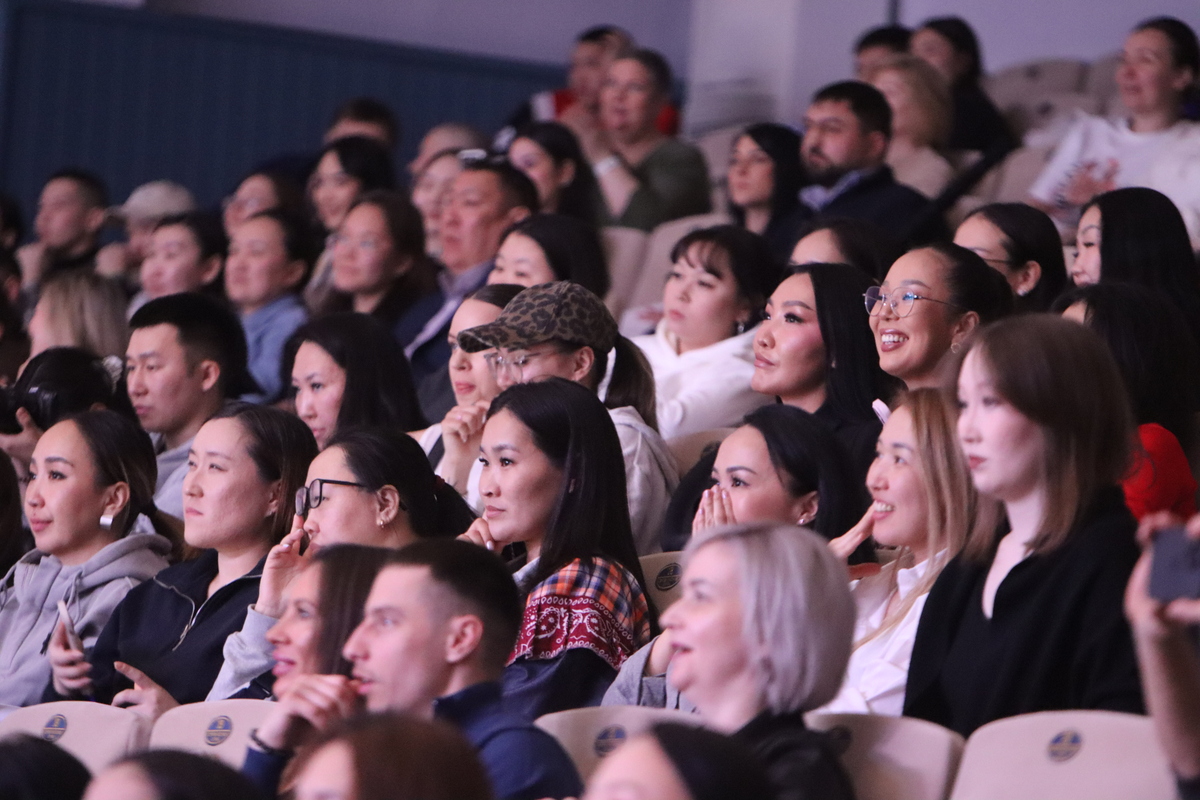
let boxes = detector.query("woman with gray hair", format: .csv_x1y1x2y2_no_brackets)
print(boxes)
653,521,856,800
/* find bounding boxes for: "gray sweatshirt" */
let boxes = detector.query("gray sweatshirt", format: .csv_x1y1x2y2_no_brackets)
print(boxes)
0,533,172,706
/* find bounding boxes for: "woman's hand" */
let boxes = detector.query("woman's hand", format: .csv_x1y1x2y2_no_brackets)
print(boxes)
692,487,736,533
0,408,43,468
253,674,361,752
256,518,310,619
458,518,500,552
829,505,876,562
48,619,93,698
644,630,675,677
439,401,489,492
1126,511,1200,640
111,661,179,724
1062,159,1118,207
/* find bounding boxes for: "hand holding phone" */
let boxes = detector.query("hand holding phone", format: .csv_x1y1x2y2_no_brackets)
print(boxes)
56,600,83,652
1149,526,1200,603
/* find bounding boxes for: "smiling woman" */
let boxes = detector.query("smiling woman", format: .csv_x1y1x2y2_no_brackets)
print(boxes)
0,410,173,707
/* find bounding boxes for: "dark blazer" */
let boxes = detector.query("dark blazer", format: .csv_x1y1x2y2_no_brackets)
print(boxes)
904,488,1144,737
814,166,947,246
736,710,857,800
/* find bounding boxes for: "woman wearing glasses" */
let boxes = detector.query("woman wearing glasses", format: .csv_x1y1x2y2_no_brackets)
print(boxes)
208,427,475,699
47,404,316,718
868,243,1012,390
952,203,1068,313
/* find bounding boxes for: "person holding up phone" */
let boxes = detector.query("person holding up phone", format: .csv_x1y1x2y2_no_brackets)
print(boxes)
1126,512,1200,800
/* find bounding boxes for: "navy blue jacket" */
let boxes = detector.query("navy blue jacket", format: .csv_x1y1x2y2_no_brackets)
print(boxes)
243,681,582,800
45,550,263,705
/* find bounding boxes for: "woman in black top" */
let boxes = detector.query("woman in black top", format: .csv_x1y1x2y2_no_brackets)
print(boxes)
904,315,1144,736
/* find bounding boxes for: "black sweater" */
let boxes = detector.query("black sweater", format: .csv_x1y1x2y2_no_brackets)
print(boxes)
904,488,1144,736
736,711,856,800
45,550,264,705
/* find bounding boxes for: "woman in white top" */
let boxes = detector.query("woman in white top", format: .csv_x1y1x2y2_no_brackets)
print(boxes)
868,55,956,200
821,387,990,715
1028,18,1200,242
633,226,776,440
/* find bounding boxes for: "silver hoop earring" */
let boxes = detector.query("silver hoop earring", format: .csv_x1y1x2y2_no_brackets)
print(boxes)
950,342,962,354
99,514,114,531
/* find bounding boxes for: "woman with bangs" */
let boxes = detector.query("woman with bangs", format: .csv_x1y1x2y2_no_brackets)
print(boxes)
633,226,778,440
905,315,1144,736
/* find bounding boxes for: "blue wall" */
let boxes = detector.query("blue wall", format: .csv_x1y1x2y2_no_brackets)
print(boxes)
0,0,561,224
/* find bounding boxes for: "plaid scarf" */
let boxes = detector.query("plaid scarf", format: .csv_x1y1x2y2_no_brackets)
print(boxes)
510,556,652,670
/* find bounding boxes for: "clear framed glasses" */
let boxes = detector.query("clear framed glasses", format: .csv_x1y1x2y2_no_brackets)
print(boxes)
864,286,962,318
294,478,368,517
483,348,563,382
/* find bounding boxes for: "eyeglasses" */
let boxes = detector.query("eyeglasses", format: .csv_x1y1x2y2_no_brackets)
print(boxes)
483,348,563,381
295,478,370,517
864,286,962,318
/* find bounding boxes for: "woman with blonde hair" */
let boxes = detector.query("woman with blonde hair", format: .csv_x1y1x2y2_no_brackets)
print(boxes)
27,269,127,361
822,387,994,715
657,522,855,800
868,54,955,198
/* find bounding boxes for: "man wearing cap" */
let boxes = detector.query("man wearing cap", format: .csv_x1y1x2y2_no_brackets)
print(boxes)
126,293,260,521
459,281,677,554
107,181,196,282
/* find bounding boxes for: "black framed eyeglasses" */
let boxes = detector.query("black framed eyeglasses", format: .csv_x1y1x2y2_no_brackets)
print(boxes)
294,478,368,516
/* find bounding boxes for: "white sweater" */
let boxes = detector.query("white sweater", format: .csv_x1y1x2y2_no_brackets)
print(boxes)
632,321,770,440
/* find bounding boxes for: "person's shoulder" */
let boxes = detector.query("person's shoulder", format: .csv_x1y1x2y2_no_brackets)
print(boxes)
649,137,707,166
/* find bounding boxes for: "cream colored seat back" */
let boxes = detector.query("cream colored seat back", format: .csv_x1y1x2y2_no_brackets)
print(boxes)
808,712,965,800
625,212,732,316
535,705,702,781
601,226,650,319
949,710,1176,800
149,699,275,768
0,701,149,773
639,551,686,611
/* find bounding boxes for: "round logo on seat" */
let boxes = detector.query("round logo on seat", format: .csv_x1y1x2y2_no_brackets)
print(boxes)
42,714,68,742
1047,729,1082,762
205,715,234,746
655,564,681,592
594,725,627,757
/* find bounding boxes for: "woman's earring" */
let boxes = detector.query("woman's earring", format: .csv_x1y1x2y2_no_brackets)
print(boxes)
377,518,386,528
950,341,962,354
736,320,747,335
99,514,114,531
797,516,812,526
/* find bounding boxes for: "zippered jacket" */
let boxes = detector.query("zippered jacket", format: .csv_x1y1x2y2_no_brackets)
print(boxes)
42,549,264,705
0,533,171,706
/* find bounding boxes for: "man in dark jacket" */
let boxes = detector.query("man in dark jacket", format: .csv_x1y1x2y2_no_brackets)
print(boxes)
799,80,947,246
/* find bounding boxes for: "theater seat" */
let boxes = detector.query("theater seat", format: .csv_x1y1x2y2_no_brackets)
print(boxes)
948,710,1175,800
807,712,965,800
666,427,734,476
990,145,1055,204
601,226,650,319
535,705,702,780
624,212,733,318
0,701,149,773
639,551,686,611
149,699,275,768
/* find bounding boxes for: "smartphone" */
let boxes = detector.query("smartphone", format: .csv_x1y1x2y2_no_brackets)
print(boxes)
56,600,84,652
1149,526,1200,603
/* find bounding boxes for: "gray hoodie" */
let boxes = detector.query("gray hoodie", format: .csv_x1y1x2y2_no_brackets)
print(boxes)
0,532,172,706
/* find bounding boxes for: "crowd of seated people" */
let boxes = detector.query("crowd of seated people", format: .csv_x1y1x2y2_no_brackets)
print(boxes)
3,12,1200,800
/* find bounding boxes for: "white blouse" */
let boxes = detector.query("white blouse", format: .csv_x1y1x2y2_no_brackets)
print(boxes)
632,320,770,440
819,555,934,717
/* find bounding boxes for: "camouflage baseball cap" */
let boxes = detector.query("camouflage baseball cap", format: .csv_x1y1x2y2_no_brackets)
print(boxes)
458,281,619,354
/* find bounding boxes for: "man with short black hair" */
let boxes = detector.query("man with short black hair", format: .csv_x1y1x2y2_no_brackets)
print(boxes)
247,539,582,800
17,169,113,288
126,293,259,520
800,80,945,244
854,24,912,80
325,96,399,148
408,160,536,417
